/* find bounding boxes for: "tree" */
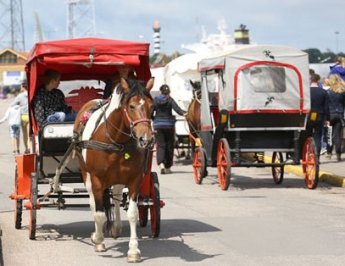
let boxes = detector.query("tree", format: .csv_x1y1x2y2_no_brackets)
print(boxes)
303,48,322,63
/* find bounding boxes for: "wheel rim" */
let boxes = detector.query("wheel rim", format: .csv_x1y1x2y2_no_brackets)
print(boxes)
14,166,23,229
192,148,204,184
217,139,230,190
272,152,284,184
29,172,37,240
138,205,148,227
302,138,318,189
150,173,160,238
15,200,23,229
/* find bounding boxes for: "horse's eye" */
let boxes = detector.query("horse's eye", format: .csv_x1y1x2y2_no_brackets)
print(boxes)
129,104,135,110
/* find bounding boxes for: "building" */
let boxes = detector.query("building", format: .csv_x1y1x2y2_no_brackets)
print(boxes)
0,48,28,95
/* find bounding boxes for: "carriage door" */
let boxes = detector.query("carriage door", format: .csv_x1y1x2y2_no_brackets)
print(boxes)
200,72,215,164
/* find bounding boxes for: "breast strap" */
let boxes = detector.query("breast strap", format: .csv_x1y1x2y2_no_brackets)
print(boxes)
77,139,137,153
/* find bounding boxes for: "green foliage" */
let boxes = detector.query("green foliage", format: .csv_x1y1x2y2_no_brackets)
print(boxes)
150,51,183,66
303,48,344,63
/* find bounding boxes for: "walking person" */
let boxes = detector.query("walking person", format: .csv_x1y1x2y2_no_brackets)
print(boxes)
329,56,345,81
12,79,30,153
321,77,331,154
304,73,329,161
326,74,345,161
152,84,187,174
0,102,22,155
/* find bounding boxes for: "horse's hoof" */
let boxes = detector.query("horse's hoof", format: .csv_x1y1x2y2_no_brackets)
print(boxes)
127,253,141,263
111,226,122,239
94,243,106,252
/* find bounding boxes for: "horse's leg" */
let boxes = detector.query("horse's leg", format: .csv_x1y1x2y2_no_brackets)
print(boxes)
110,184,124,238
85,172,106,252
52,143,75,192
127,197,141,262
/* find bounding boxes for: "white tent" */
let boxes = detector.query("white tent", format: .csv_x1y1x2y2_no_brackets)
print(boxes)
163,53,205,110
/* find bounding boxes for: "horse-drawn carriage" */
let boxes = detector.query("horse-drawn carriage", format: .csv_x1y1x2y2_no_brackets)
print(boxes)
190,45,319,190
10,37,163,262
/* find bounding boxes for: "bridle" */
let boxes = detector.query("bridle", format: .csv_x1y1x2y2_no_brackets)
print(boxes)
123,107,151,135
102,94,153,148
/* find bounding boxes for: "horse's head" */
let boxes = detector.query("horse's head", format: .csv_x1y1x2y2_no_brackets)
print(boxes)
186,80,202,136
190,80,201,100
118,77,154,149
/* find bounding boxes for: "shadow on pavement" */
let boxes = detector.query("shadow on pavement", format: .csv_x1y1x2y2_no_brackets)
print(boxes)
35,218,221,263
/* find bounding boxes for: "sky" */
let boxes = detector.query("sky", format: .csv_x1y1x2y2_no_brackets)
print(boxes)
2,0,345,55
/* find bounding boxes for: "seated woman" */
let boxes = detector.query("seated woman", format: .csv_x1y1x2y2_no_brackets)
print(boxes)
32,69,76,128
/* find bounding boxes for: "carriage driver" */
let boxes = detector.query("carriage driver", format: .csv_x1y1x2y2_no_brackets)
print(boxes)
32,69,76,128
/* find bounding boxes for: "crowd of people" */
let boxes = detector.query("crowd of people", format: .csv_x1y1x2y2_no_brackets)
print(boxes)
308,56,345,162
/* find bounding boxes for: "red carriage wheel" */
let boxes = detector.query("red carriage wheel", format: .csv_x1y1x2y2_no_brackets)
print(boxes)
217,138,231,191
192,147,207,184
302,137,319,189
271,152,284,184
14,166,23,229
138,205,148,227
149,172,160,238
29,172,38,240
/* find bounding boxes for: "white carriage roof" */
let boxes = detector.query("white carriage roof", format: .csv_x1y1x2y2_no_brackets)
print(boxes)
198,44,308,72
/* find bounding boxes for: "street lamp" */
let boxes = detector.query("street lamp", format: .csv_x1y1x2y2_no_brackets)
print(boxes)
335,31,339,54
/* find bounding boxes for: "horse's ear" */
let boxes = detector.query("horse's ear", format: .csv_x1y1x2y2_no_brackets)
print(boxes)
146,77,154,92
120,78,130,94
190,80,195,88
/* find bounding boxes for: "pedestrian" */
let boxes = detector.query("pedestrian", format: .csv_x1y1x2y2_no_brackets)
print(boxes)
304,73,329,161
32,69,76,128
329,56,345,81
326,74,345,161
11,79,30,153
152,84,187,174
0,102,22,155
321,77,331,154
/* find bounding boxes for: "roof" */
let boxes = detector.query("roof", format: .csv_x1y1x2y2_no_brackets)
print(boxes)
198,44,308,71
26,37,151,82
0,48,28,60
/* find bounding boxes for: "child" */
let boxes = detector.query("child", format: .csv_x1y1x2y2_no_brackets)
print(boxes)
0,103,22,154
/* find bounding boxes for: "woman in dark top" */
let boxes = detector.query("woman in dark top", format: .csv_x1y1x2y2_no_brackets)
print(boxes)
326,74,345,161
152,84,186,174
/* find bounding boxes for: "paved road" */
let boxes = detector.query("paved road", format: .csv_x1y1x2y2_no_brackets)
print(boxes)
1,98,345,266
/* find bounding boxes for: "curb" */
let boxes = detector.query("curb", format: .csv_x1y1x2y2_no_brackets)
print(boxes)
264,155,345,187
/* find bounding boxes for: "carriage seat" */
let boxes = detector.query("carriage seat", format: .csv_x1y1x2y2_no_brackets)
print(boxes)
39,122,75,156
42,122,74,139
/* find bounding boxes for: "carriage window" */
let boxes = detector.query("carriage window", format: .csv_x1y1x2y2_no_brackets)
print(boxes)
205,74,218,106
243,66,286,93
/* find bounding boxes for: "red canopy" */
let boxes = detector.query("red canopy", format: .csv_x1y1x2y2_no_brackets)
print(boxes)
26,37,151,101
25,37,151,132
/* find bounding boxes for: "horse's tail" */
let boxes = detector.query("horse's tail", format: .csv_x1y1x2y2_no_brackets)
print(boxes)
103,188,113,233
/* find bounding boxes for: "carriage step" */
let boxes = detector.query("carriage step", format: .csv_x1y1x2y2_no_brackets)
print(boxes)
59,185,87,193
137,199,154,206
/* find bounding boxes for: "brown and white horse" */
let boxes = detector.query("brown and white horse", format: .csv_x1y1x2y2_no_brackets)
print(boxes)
187,80,202,151
64,78,154,262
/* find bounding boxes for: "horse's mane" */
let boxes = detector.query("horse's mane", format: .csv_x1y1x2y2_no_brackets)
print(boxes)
116,79,152,105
